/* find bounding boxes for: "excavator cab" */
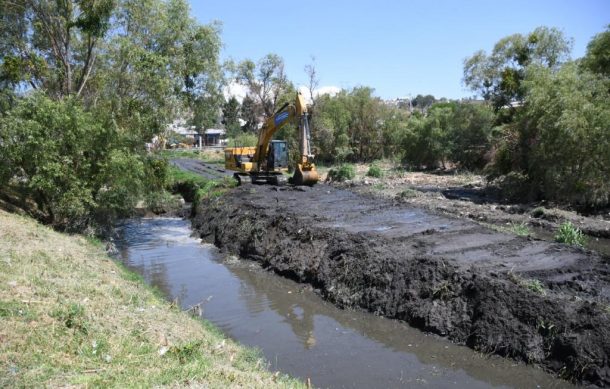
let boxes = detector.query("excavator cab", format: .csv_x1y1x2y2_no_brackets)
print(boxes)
268,140,288,170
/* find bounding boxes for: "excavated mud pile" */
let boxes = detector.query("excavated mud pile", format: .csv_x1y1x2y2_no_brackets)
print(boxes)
193,184,610,386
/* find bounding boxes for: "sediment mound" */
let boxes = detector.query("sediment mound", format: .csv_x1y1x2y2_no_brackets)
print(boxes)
193,184,610,386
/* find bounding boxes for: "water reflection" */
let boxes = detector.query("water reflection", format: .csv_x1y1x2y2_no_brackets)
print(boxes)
115,218,575,389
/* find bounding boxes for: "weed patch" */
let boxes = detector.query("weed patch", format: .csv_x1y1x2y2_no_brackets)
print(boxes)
555,222,587,247
367,163,383,178
327,164,356,182
509,223,530,237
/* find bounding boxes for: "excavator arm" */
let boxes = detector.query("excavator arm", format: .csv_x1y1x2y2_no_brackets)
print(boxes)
253,92,318,185
224,92,318,186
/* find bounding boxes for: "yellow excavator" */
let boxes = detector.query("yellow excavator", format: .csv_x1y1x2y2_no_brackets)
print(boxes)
224,92,319,186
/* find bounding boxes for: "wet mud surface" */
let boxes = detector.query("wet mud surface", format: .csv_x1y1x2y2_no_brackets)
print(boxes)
193,184,610,386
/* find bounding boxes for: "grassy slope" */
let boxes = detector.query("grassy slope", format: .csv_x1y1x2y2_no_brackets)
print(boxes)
0,210,302,388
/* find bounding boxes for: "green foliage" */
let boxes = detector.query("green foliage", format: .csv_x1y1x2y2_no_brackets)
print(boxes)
581,25,610,77
0,94,162,230
0,0,224,230
312,87,383,163
228,132,258,147
524,63,610,206
554,222,587,247
222,96,242,137
367,163,383,178
525,279,546,295
327,164,356,182
531,207,546,218
236,54,292,118
448,103,495,169
477,28,610,207
0,0,115,96
463,26,572,111
401,104,454,169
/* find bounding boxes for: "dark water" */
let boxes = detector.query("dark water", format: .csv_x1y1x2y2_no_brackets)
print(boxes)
115,217,575,389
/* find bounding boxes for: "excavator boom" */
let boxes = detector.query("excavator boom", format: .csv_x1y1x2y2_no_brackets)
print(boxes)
224,92,318,186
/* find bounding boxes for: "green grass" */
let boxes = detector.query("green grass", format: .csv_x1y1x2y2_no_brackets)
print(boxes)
509,222,530,237
0,210,303,388
554,221,587,247
158,149,225,164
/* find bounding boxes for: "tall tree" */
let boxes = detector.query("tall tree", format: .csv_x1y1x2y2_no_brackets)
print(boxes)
0,0,115,97
304,55,319,105
239,95,261,133
95,0,223,142
221,96,241,137
237,53,291,117
581,25,610,77
463,26,572,111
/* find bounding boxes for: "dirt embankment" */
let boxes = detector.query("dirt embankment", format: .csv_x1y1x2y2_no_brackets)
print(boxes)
193,184,610,387
333,169,610,241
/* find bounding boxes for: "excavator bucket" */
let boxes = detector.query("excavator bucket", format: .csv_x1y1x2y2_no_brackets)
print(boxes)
292,164,319,186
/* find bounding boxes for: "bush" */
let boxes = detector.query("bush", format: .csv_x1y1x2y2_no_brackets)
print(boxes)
554,222,587,247
327,164,356,182
0,94,160,231
367,163,383,178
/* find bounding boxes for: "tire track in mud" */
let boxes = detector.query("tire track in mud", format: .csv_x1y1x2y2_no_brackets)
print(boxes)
192,184,610,386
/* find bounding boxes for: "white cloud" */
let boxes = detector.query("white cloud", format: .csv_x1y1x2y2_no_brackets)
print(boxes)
298,85,342,104
225,82,341,105
223,82,248,103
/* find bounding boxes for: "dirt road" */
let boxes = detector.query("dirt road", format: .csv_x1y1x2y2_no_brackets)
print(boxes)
193,183,610,386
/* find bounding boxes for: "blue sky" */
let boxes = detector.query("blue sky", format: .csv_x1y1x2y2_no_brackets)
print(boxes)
190,0,609,99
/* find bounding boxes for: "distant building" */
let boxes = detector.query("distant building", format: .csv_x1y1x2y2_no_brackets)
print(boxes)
203,128,226,147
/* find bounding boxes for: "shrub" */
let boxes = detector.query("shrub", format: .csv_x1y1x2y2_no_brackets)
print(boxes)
0,94,159,231
327,164,356,182
554,222,587,247
367,163,383,178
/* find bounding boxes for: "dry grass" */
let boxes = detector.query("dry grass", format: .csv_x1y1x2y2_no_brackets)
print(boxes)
0,210,303,388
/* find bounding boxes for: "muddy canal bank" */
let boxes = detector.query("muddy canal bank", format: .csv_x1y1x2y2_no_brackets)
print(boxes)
193,184,610,386
116,217,575,388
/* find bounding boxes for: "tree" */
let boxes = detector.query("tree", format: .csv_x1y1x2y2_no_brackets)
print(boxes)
0,0,114,97
221,96,241,137
239,95,261,133
411,94,435,111
0,94,153,230
237,54,291,117
523,63,610,206
448,102,495,170
581,25,610,77
463,26,572,112
304,56,319,105
94,0,223,143
0,0,224,231
401,103,454,169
